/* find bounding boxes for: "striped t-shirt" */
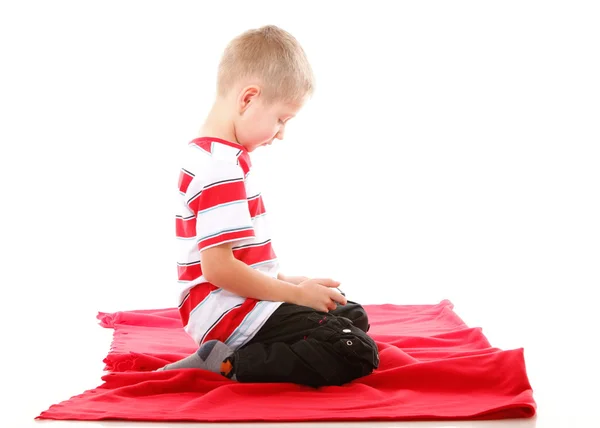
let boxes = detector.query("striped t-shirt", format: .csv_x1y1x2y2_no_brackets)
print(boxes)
176,137,283,350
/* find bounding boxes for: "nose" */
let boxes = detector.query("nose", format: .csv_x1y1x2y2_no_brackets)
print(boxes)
276,127,285,140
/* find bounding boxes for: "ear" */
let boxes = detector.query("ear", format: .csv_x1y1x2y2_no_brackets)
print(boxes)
238,85,261,114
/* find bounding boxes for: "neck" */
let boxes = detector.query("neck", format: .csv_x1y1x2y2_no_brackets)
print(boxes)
198,97,238,143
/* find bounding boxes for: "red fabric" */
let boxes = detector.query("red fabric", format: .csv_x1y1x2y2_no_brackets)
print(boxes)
37,300,536,422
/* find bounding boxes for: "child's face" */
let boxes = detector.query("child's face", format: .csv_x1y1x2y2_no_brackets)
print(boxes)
235,95,304,152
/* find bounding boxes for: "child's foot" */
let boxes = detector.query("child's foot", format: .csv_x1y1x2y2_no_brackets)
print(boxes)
156,340,236,379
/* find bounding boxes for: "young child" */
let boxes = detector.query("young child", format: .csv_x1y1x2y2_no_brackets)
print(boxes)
159,25,379,387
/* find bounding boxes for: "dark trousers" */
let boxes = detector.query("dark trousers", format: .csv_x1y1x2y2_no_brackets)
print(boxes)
231,301,380,387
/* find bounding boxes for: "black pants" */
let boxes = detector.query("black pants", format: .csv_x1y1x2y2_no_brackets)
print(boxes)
230,301,380,387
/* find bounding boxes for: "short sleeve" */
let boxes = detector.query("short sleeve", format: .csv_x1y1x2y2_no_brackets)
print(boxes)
185,161,255,251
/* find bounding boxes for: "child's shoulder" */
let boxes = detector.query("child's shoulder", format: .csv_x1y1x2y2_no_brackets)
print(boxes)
182,138,246,180
187,138,242,163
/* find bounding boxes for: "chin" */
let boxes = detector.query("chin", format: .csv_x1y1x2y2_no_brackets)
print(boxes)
252,143,270,151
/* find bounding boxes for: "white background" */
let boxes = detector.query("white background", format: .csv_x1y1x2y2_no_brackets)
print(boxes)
1,1,599,427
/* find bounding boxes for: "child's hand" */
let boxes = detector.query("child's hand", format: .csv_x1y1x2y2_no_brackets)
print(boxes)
295,278,347,312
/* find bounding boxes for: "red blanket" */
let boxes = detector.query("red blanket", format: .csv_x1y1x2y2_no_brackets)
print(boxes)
38,300,536,422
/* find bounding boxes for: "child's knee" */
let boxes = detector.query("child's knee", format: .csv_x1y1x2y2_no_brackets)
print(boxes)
332,323,379,383
350,307,370,333
315,316,379,383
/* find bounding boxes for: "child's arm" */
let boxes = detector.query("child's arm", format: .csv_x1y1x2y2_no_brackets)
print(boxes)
202,243,346,311
277,273,309,285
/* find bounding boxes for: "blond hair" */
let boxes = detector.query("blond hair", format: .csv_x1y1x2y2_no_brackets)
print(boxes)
217,25,314,103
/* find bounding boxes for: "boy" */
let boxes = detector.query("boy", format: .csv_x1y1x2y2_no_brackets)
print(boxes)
159,25,379,387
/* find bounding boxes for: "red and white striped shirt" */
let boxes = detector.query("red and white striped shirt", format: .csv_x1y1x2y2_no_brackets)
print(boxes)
176,137,283,350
